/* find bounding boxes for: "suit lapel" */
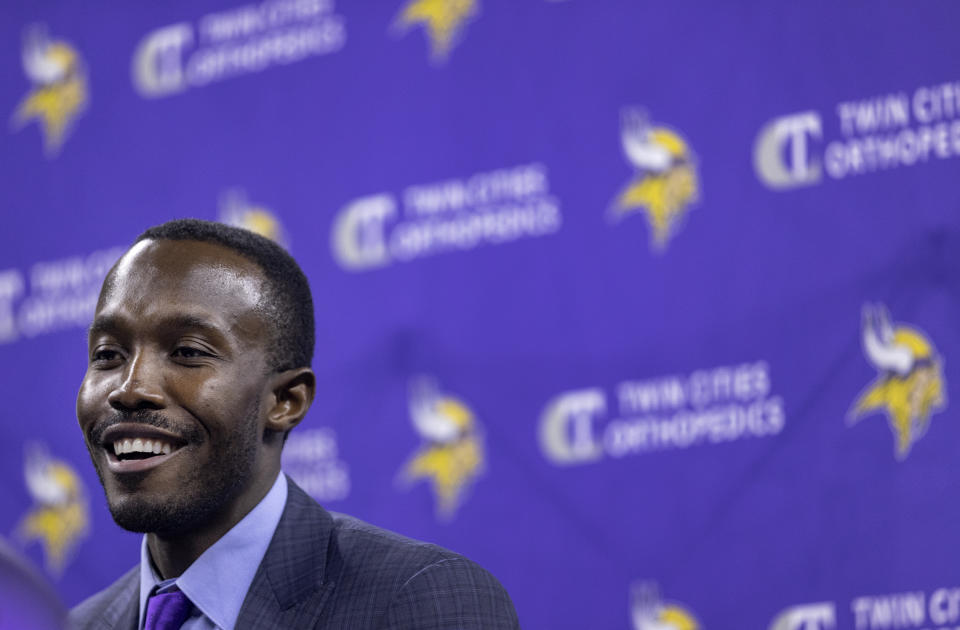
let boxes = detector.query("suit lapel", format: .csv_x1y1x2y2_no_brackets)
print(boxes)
113,591,139,630
95,568,139,630
235,477,336,629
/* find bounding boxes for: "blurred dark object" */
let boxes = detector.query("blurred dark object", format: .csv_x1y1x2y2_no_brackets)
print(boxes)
0,536,65,630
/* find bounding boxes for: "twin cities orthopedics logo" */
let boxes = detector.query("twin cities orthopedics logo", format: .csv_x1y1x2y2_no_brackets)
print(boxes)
392,0,479,63
754,78,960,189
0,246,125,345
281,428,350,502
539,361,783,465
630,582,700,630
610,108,700,251
16,443,89,576
218,188,289,248
11,25,88,157
397,377,484,520
132,0,345,98
331,163,561,271
769,587,960,630
848,304,946,460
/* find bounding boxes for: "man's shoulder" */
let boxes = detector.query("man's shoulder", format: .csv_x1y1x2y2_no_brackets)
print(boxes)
328,510,456,571
285,479,485,583
319,510,519,628
67,564,138,630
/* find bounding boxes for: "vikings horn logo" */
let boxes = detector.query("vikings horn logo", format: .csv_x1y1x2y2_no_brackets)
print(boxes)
399,377,484,519
11,25,88,156
611,109,699,250
630,582,700,630
393,0,479,62
218,189,289,248
849,304,946,459
16,443,89,575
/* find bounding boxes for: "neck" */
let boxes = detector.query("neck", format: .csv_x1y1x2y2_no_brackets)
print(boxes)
146,467,280,579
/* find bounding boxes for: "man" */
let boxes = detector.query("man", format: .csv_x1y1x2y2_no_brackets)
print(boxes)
70,219,520,630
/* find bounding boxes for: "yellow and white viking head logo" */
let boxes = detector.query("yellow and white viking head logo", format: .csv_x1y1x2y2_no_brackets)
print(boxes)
399,377,484,519
394,0,479,62
17,443,89,575
219,189,289,247
611,109,699,251
631,582,700,630
12,25,88,156
849,304,946,459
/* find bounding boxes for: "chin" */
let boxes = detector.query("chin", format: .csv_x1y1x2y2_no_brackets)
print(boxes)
103,467,255,537
108,494,179,534
105,489,207,536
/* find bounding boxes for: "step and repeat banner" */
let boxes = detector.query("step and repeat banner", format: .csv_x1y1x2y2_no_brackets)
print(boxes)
2,2,959,628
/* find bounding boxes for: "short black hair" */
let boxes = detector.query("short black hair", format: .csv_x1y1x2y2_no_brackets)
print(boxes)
134,218,314,372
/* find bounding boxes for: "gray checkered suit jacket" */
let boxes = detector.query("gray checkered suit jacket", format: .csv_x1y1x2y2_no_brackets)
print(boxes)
69,478,520,629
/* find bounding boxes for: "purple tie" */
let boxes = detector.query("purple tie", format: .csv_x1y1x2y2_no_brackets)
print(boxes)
144,586,192,630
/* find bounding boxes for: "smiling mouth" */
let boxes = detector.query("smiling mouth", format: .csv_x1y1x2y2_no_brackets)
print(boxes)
99,424,189,472
104,438,187,474
112,438,176,460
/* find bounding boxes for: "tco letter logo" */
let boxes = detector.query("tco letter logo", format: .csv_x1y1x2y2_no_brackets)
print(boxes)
769,602,836,630
132,23,193,98
538,389,605,465
331,194,396,271
754,112,822,189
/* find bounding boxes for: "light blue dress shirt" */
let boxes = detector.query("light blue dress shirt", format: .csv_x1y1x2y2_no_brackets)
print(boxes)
137,473,288,630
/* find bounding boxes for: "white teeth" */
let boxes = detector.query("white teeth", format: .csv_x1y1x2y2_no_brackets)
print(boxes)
111,437,176,457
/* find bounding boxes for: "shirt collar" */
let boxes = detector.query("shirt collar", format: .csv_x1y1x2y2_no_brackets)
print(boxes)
138,473,288,630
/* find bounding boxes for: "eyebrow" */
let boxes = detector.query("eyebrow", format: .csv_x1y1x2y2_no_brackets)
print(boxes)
87,315,122,339
88,314,225,339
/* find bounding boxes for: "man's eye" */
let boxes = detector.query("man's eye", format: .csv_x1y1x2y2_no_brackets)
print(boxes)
91,349,120,364
172,347,210,359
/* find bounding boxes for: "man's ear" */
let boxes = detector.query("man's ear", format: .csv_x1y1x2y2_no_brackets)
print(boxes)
265,367,316,434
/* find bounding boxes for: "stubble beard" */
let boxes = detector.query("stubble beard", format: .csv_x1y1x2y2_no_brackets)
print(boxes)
90,399,261,537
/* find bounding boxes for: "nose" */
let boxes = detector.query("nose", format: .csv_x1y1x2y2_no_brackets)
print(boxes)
106,351,165,412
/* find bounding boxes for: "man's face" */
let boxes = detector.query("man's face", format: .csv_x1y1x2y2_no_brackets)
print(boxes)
77,239,274,536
